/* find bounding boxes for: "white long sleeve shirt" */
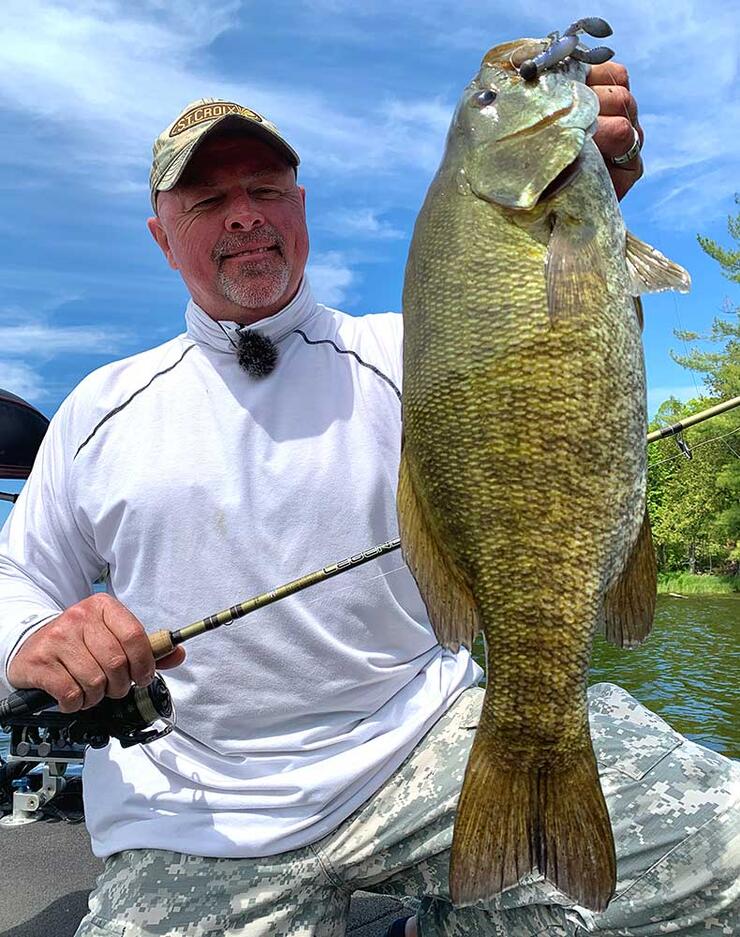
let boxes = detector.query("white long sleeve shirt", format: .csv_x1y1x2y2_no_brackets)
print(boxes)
0,279,481,858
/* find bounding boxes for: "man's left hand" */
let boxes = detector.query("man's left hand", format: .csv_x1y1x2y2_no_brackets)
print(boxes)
586,62,644,201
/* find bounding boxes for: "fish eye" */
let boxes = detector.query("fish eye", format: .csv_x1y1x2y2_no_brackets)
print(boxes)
472,89,497,107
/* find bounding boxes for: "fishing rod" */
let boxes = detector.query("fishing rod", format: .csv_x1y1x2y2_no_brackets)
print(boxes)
3,395,740,752
0,542,408,836
147,538,402,659
123,393,740,657
0,538,405,822
647,395,740,444
0,538,403,725
144,395,738,662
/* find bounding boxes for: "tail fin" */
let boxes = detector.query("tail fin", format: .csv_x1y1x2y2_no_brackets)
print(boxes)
449,730,616,911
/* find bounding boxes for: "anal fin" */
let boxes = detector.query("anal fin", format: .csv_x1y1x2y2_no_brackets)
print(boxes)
600,508,657,648
397,449,479,649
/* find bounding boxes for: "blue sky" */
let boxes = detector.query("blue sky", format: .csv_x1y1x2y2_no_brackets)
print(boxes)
1,0,739,507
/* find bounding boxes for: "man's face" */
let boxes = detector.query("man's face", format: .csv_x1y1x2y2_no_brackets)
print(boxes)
148,133,309,324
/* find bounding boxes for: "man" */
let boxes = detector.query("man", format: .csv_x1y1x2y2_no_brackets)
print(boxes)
0,62,737,937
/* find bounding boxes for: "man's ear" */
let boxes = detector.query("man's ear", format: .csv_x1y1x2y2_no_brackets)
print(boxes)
147,216,179,270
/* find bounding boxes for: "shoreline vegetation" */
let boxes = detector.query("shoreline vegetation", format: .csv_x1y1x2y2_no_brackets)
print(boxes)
658,572,740,595
647,197,739,588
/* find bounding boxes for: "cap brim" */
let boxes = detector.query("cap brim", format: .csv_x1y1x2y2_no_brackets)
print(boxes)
151,115,300,209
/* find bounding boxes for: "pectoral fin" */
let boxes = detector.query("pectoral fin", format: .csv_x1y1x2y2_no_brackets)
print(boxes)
626,232,691,295
600,508,657,648
397,449,479,649
545,216,607,322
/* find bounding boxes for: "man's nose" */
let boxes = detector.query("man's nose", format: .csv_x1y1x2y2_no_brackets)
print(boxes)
225,195,265,232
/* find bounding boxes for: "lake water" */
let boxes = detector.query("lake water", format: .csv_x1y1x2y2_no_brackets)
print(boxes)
471,594,740,759
2,595,738,763
590,594,739,759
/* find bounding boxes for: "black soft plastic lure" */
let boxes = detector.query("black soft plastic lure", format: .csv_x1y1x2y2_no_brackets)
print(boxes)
519,17,615,81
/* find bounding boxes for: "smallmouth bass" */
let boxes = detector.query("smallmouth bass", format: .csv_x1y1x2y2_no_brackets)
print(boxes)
398,38,690,911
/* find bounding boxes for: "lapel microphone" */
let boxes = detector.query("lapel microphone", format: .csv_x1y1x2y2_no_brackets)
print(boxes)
235,329,279,378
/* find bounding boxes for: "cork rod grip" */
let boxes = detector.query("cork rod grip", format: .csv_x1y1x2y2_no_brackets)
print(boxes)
148,629,176,660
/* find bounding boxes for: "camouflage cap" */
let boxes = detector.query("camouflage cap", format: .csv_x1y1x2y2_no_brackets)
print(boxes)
149,98,300,211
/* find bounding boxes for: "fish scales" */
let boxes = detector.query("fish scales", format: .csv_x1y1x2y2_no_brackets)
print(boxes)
404,146,641,739
398,38,689,912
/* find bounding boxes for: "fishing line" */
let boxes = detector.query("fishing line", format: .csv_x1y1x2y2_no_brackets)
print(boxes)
599,64,705,455
718,434,740,460
601,63,641,150
648,293,705,448
282,561,410,612
604,45,701,448
672,292,704,398
648,426,740,468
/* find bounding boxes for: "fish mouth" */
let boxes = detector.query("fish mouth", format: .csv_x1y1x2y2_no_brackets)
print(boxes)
535,153,583,204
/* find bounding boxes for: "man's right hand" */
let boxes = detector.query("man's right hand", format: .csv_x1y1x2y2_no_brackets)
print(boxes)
7,594,186,713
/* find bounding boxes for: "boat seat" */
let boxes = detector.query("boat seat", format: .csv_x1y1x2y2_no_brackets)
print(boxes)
0,389,49,481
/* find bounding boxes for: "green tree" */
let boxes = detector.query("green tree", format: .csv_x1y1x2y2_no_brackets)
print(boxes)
648,398,730,572
672,196,740,401
715,455,740,564
697,193,740,285
648,197,740,572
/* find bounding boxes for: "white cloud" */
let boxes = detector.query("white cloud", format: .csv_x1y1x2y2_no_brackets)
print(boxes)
0,0,736,244
286,0,740,226
0,314,131,405
0,360,45,401
0,0,454,199
647,168,737,230
0,324,128,356
307,252,354,306
323,208,406,240
0,0,243,183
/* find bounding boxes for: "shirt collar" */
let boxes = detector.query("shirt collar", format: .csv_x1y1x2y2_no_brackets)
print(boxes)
184,277,318,354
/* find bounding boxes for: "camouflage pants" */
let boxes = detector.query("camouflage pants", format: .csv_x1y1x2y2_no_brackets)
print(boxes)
76,683,739,937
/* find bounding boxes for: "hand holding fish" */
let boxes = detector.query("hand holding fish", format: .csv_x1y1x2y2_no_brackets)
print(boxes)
587,61,645,200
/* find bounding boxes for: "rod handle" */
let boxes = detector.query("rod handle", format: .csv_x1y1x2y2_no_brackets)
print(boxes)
149,629,176,660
